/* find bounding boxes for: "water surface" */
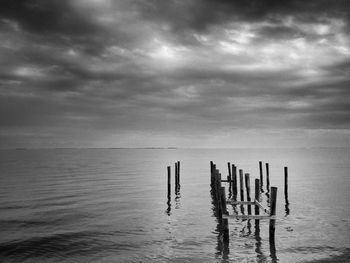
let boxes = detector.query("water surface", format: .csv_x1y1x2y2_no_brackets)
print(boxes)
0,148,349,262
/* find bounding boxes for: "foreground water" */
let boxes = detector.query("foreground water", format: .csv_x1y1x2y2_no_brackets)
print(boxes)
0,148,349,262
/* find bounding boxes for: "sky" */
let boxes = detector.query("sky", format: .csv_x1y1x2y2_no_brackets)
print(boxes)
0,0,350,148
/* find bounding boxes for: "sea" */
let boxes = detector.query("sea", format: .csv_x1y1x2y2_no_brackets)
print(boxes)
0,148,349,263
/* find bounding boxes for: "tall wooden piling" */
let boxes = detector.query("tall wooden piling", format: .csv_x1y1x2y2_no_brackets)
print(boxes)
259,161,263,187
266,163,270,191
211,163,216,187
210,161,214,186
177,161,180,187
239,169,244,201
245,173,251,215
255,179,260,215
284,167,288,201
227,162,231,180
269,187,277,243
175,162,178,191
217,173,223,219
231,164,237,198
167,166,171,198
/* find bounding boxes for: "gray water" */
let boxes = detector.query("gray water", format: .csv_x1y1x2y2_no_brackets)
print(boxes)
0,148,349,262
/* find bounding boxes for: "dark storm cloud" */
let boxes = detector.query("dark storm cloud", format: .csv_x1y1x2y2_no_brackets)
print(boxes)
0,0,100,36
137,0,350,31
0,0,350,147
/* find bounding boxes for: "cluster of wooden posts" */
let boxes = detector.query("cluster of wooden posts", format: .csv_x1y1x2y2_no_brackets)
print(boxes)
210,161,289,244
167,161,181,198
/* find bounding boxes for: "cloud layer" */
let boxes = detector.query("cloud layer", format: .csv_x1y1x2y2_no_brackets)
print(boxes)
1,0,350,148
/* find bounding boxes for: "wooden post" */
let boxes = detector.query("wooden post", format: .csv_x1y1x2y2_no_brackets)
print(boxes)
177,161,180,187
227,162,231,178
227,162,231,189
269,187,277,243
284,167,288,202
221,186,228,214
259,161,263,188
216,171,222,204
266,163,270,191
232,164,237,198
245,173,251,215
167,166,171,198
210,162,213,186
212,163,216,188
217,174,223,219
239,169,244,201
175,162,178,191
255,179,260,215
222,218,229,243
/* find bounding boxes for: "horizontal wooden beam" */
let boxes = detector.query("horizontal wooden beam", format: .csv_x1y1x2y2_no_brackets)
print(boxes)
224,214,276,220
221,180,234,182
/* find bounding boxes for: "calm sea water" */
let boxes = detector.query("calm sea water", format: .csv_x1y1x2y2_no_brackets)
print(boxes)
0,148,349,263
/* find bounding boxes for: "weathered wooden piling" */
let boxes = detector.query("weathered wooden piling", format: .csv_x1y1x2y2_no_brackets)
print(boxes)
227,162,231,190
211,162,216,187
239,169,244,201
210,161,214,186
167,166,171,198
175,162,178,191
231,164,237,198
222,218,229,243
245,173,251,215
259,161,263,187
177,161,180,187
266,163,270,191
269,187,277,242
284,166,288,201
255,179,260,215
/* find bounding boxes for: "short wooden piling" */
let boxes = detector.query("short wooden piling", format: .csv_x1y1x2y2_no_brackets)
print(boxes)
245,173,251,215
239,169,244,201
222,218,229,243
269,187,277,243
255,179,260,215
259,161,263,187
266,163,270,191
167,166,171,198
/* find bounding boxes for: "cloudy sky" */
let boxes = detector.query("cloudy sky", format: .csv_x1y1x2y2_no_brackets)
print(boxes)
1,0,350,148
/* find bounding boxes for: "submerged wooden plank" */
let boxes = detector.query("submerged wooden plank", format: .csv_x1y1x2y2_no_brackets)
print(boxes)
226,200,255,205
255,200,269,214
224,214,276,220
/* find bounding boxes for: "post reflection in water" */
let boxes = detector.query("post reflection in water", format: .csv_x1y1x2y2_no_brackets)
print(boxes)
254,219,263,261
165,197,171,216
166,185,181,215
175,186,181,209
285,190,290,216
215,220,230,261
